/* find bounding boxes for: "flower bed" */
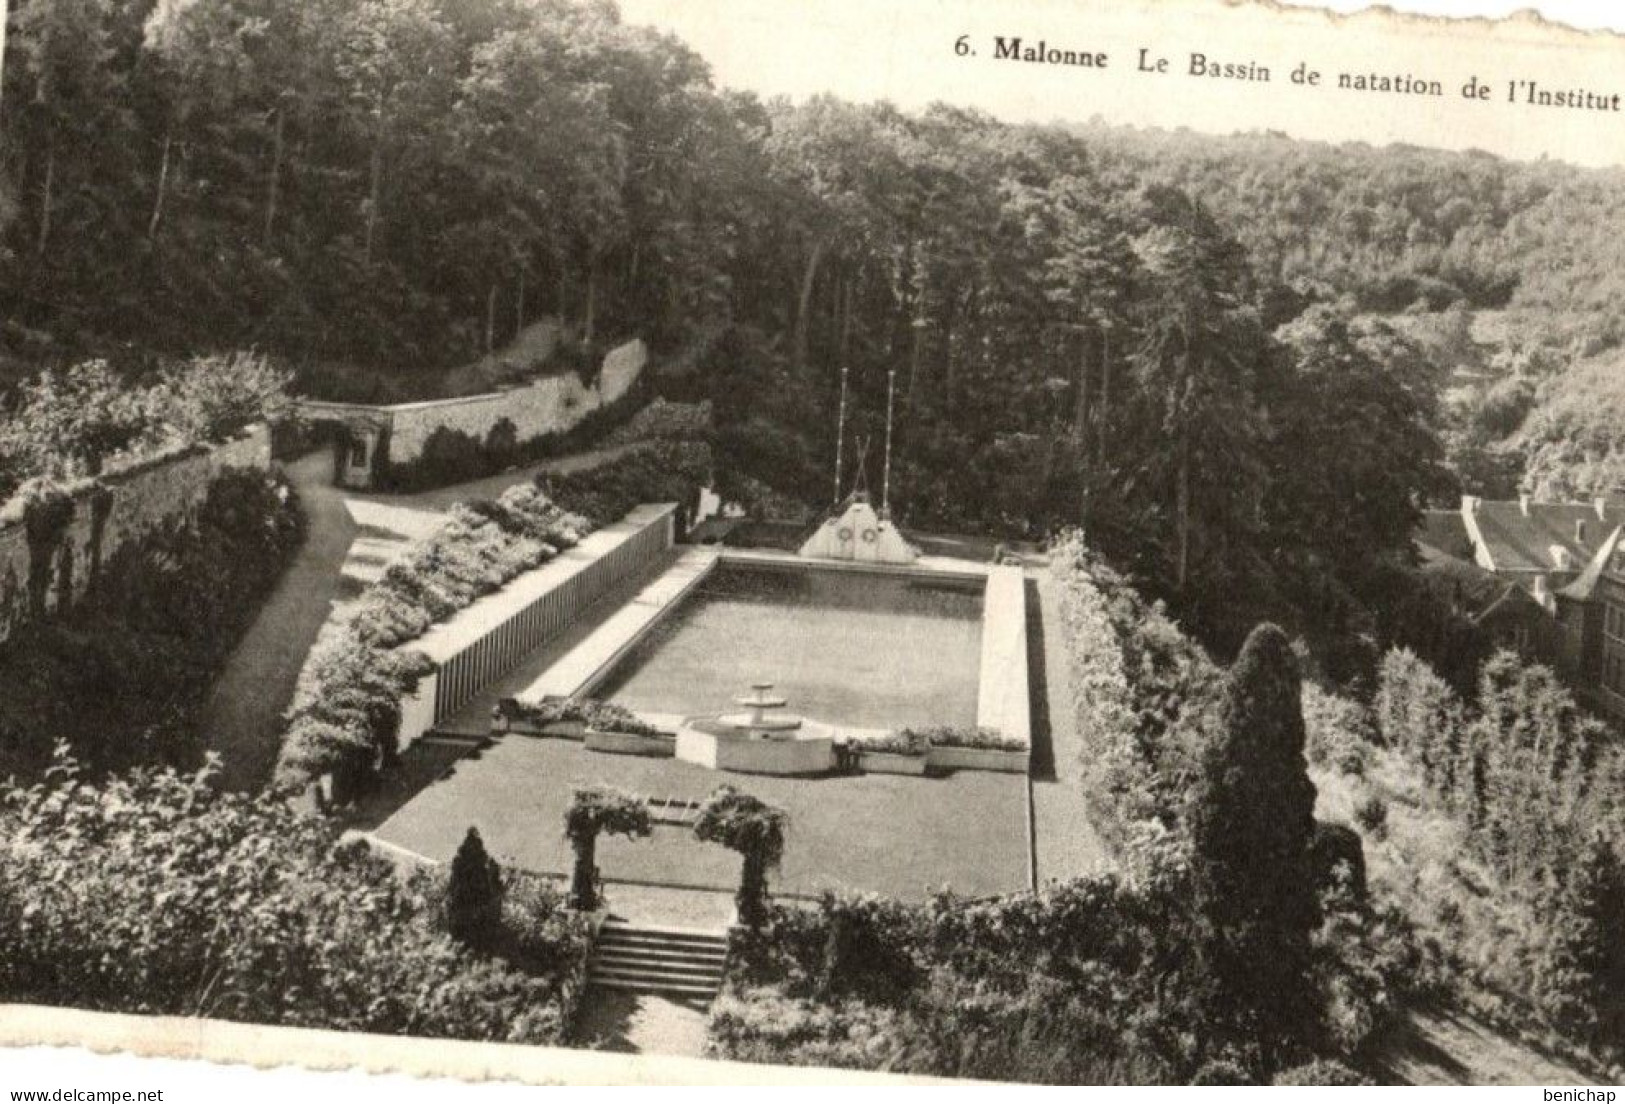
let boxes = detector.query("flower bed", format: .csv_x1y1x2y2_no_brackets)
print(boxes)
850,732,930,775
279,439,709,797
492,697,667,739
901,724,1026,752
349,484,588,650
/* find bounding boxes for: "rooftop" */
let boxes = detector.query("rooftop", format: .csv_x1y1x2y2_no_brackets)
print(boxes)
1421,494,1623,578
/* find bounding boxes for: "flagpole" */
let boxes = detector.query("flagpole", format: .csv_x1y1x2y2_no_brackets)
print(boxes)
832,365,848,508
882,368,895,517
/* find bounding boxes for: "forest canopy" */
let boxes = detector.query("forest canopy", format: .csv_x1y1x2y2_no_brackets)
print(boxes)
3,0,1623,658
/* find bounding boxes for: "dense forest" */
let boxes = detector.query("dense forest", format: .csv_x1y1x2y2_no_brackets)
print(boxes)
4,0,1624,663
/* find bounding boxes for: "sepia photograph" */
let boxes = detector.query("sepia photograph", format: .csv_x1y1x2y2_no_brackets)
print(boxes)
0,0,1624,1092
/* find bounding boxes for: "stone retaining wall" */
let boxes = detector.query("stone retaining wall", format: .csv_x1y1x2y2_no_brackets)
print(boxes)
0,426,272,643
300,338,646,488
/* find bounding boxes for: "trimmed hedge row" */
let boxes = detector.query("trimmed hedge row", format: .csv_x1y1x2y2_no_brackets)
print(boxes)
1048,531,1222,868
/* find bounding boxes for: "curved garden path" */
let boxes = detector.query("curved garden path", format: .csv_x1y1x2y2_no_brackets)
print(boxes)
199,451,356,792
200,442,643,792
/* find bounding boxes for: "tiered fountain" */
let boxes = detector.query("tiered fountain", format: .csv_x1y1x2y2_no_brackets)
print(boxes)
718,683,801,734
675,682,836,775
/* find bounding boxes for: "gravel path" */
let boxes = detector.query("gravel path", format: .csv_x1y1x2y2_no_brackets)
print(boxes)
1027,571,1113,885
199,452,357,791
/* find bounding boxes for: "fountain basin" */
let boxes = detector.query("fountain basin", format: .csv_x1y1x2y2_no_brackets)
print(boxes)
676,718,835,775
715,712,802,732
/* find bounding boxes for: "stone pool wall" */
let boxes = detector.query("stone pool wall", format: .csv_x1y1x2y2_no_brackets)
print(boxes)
976,565,1031,749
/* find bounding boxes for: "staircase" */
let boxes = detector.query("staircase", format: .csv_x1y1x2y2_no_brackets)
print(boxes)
588,919,728,1000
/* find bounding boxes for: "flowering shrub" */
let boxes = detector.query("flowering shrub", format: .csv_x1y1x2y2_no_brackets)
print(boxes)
0,751,588,1043
276,627,433,801
899,725,1026,752
350,484,586,650
0,354,288,498
853,729,931,757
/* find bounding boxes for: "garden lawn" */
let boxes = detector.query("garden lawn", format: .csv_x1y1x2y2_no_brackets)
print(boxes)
369,733,1029,901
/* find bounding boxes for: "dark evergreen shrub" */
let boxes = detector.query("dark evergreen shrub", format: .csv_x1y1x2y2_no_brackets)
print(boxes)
446,827,505,951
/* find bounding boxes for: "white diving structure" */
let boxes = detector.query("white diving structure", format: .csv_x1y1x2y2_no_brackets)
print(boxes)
800,366,919,565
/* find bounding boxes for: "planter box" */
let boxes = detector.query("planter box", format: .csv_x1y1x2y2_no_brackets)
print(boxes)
928,744,1030,774
585,728,675,757
493,706,586,739
857,750,929,776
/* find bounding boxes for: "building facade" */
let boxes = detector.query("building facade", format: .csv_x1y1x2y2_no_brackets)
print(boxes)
1419,493,1625,726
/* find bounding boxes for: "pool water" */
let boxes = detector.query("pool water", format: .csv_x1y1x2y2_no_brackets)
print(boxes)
597,563,984,731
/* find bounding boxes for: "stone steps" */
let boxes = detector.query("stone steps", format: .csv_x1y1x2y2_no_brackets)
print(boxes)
587,919,728,999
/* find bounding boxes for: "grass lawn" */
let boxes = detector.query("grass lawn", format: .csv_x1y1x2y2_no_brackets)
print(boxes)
370,732,1030,901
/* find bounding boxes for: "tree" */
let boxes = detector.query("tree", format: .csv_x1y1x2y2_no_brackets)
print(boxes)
1186,622,1319,1069
1268,307,1447,606
563,785,651,910
1125,187,1270,599
1540,837,1625,1049
693,784,788,929
333,0,454,266
153,351,291,443
4,360,153,478
445,826,505,951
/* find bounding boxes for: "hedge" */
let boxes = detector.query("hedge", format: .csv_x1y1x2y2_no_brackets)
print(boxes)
1048,531,1222,868
540,439,711,530
0,753,589,1045
710,883,1197,1083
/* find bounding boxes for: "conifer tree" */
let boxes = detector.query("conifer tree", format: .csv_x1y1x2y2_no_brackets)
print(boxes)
1540,837,1625,1049
1187,622,1319,1069
446,826,504,950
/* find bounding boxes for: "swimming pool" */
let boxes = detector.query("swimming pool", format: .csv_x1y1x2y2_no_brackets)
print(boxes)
595,562,984,731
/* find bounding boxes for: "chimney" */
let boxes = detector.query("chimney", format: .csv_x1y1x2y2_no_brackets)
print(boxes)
1597,497,1610,521
1552,546,1573,571
1532,574,1549,603
1461,494,1480,516
1519,494,1531,516
1576,518,1588,545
